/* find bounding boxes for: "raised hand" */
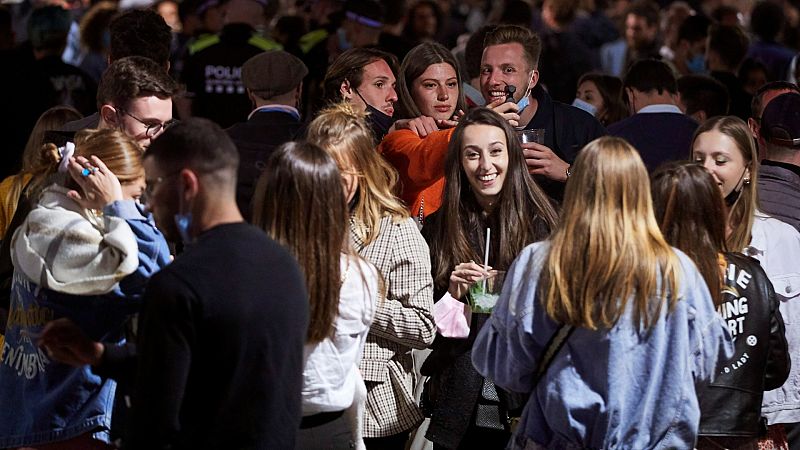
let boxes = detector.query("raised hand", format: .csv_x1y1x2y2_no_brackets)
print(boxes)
522,142,570,182
485,97,521,128
66,155,124,210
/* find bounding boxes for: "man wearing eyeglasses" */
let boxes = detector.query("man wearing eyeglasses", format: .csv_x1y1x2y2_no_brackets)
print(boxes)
94,56,179,149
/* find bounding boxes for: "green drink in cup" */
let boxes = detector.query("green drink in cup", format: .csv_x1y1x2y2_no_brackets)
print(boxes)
468,270,505,314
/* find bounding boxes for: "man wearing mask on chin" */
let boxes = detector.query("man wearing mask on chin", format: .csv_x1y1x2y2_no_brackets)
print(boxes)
323,47,399,140
480,25,606,201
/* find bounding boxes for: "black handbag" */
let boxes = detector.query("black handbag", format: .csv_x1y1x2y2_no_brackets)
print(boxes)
420,324,575,427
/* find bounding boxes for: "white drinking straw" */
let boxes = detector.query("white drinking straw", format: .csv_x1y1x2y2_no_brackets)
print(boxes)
482,228,491,292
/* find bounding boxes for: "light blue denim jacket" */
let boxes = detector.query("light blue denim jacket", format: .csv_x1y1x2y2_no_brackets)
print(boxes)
0,198,169,447
472,242,733,449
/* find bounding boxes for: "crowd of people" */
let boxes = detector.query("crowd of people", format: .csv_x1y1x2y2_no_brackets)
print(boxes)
0,0,799,449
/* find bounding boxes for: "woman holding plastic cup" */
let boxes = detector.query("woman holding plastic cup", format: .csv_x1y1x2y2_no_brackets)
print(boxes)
419,107,557,449
471,137,732,449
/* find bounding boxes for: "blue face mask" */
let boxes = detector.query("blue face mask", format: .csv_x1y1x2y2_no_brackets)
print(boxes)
174,181,194,244
174,212,193,244
337,28,352,51
515,71,535,113
571,97,598,116
687,54,706,74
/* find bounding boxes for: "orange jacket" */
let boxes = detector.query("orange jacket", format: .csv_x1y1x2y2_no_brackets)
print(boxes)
378,128,455,225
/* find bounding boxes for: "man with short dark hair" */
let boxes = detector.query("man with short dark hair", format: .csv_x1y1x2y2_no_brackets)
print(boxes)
62,56,178,149
757,92,800,232
670,14,711,76
227,50,307,220
126,118,308,449
109,9,173,67
609,59,698,171
61,9,174,133
600,0,661,76
707,23,751,120
479,24,605,200
677,74,730,122
748,81,800,160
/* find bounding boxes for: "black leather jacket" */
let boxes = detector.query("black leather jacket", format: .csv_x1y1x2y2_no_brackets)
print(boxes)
698,252,791,437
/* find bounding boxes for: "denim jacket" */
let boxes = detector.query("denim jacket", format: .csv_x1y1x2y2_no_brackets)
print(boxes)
0,194,169,447
472,242,733,449
747,213,800,425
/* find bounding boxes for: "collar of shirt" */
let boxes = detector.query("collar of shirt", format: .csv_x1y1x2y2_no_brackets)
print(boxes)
638,104,683,114
248,105,300,121
761,159,800,179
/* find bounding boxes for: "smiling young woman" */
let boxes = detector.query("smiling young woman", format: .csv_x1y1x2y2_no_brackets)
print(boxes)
419,107,557,449
691,116,800,445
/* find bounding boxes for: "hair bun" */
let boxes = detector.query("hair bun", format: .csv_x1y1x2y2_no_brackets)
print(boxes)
41,143,61,166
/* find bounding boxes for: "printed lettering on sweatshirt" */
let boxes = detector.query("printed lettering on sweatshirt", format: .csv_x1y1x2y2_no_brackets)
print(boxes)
0,273,52,379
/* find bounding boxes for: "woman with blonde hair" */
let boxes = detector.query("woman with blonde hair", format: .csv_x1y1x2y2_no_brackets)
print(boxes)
473,136,732,449
252,141,377,449
691,115,800,444
0,128,169,449
306,103,435,450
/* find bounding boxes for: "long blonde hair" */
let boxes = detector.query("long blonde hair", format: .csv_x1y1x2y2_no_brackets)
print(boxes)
691,116,757,252
306,102,408,245
540,137,681,330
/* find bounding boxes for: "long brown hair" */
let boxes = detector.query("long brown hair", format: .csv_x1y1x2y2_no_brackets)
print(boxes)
395,42,467,120
540,137,681,330
28,128,144,199
427,107,557,292
691,116,758,252
306,102,408,245
252,141,347,344
652,162,726,306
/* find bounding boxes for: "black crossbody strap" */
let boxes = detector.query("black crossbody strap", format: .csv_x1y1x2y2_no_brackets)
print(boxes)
533,324,574,386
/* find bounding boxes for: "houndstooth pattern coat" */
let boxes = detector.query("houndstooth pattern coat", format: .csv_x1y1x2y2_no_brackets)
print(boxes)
351,215,436,438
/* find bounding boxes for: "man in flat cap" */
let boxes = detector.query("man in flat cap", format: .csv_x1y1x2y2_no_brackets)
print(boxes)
227,50,308,221
758,91,800,232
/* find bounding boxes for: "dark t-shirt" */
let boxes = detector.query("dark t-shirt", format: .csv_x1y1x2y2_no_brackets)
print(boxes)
125,222,308,450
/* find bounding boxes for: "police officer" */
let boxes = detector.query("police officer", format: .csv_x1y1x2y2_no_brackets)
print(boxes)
178,0,281,128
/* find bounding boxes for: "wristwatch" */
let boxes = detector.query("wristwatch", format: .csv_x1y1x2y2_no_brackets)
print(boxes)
565,165,572,179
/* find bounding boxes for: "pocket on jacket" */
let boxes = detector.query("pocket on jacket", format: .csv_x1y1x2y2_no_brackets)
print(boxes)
771,273,800,323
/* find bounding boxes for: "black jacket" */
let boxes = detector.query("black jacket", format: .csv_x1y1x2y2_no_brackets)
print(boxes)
226,109,303,221
524,85,606,202
698,252,790,437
